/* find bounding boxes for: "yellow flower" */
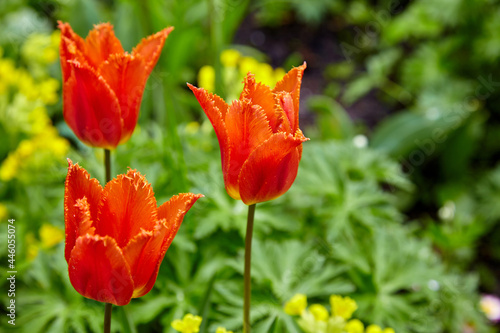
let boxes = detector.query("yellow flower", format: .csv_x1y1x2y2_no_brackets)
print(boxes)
28,106,52,134
255,63,274,87
273,67,286,84
40,224,64,248
0,154,20,181
215,327,233,333
0,127,69,182
171,314,202,333
366,324,383,333
185,121,200,135
37,78,59,105
309,304,329,322
0,203,7,221
25,233,39,260
198,65,215,92
345,319,364,333
330,295,357,320
220,49,240,68
284,294,308,315
239,56,259,76
383,328,395,333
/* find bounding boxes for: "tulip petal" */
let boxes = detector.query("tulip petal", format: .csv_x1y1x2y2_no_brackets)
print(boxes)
273,62,307,132
157,193,203,225
238,132,307,205
225,100,273,199
130,193,202,298
63,61,122,149
64,159,103,262
58,21,88,80
188,84,230,174
240,74,280,131
99,54,149,142
97,169,158,248
74,197,96,236
122,222,166,298
132,26,174,75
274,92,294,134
68,235,134,306
84,23,124,69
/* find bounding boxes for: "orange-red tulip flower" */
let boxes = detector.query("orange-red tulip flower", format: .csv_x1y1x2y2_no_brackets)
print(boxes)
64,159,202,306
58,22,173,149
188,62,309,205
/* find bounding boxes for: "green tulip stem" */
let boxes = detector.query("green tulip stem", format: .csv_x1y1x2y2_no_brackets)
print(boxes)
103,149,112,333
104,149,111,183
104,303,112,333
243,203,256,333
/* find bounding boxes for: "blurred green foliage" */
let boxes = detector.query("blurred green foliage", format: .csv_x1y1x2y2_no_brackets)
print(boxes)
1,0,499,332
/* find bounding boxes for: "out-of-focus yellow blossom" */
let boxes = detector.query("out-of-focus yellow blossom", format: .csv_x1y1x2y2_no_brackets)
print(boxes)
309,304,329,322
26,233,39,260
366,324,383,333
37,78,59,104
196,49,286,101
198,65,215,92
171,314,202,333
330,295,358,320
0,127,69,182
221,49,240,68
284,293,308,315
383,328,396,333
215,328,233,333
27,106,52,134
345,319,364,333
0,58,17,93
22,31,60,72
40,224,64,248
239,56,260,76
0,203,7,221
185,121,201,135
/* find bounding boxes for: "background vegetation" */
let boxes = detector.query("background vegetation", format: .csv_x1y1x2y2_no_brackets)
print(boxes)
1,0,499,332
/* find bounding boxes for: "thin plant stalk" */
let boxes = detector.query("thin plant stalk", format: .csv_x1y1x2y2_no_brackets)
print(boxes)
104,148,112,333
243,203,256,333
104,303,112,333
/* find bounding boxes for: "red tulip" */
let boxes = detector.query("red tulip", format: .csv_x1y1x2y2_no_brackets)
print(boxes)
58,22,173,149
64,159,202,306
188,62,309,205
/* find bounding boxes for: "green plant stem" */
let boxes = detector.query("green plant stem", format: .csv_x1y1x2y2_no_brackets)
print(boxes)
104,149,112,333
104,303,112,333
243,203,256,333
104,149,111,183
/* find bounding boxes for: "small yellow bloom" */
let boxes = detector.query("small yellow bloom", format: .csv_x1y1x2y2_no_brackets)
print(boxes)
383,328,396,333
40,224,64,248
171,314,202,333
273,67,286,84
345,319,364,333
239,56,259,76
0,203,7,221
37,78,59,105
220,49,240,68
185,121,200,135
309,304,329,322
198,65,215,92
255,63,274,87
366,324,383,333
0,154,20,181
25,233,39,260
330,295,357,320
284,294,307,315
215,327,233,333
